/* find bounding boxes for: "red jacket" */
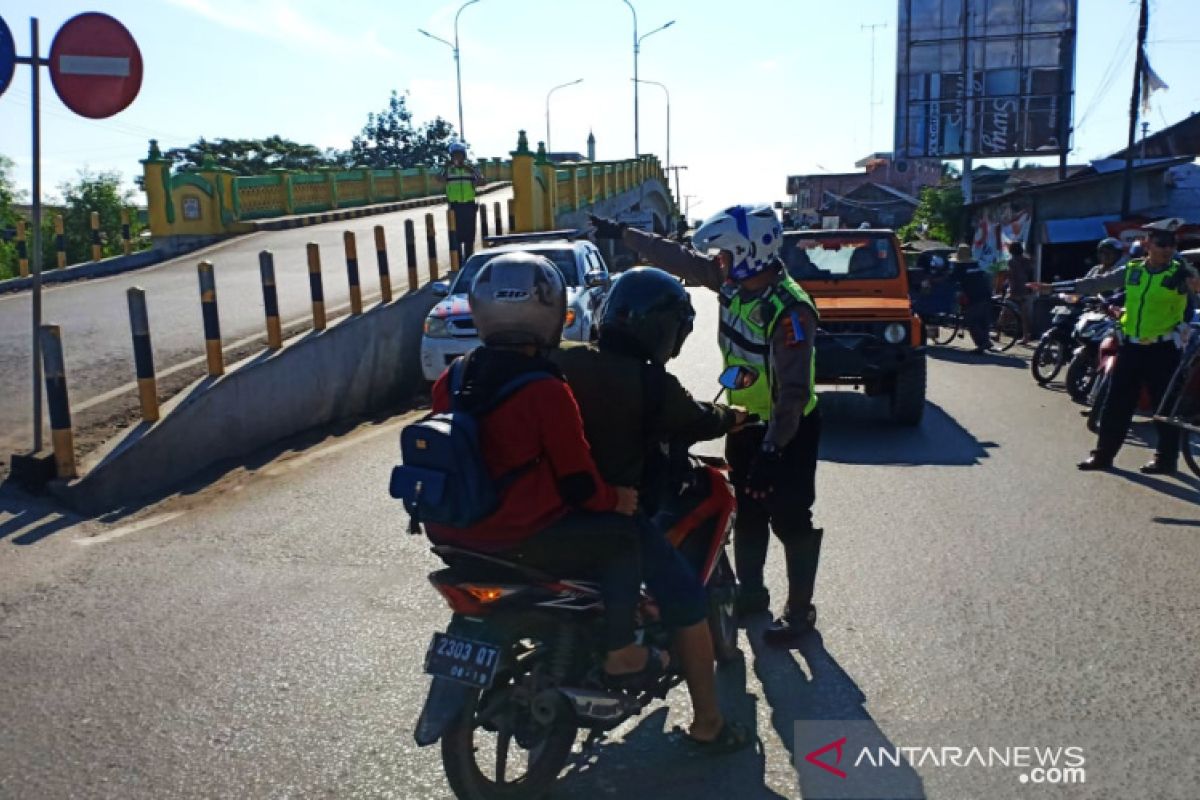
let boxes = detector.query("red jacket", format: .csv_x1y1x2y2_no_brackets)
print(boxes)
426,371,618,552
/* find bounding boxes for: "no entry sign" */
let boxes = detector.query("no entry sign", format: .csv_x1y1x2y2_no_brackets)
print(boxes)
48,12,142,119
0,16,15,97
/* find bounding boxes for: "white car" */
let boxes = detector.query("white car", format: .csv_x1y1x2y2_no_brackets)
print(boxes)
420,238,612,381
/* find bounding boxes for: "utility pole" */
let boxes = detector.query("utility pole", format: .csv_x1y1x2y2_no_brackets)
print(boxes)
668,164,687,207
861,22,887,152
1122,0,1149,218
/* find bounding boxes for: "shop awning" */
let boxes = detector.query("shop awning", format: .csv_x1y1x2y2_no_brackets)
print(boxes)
1042,215,1120,244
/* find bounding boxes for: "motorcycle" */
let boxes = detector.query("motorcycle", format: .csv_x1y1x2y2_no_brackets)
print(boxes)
1064,302,1119,403
412,374,746,800
1030,294,1087,385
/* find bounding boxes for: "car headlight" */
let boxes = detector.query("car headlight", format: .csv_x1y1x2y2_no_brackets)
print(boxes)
424,316,451,338
564,308,577,328
883,322,907,344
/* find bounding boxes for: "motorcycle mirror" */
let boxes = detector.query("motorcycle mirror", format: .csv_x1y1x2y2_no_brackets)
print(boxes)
716,366,760,398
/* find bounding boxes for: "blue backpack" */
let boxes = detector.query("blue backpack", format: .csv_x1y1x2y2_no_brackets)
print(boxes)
390,358,553,532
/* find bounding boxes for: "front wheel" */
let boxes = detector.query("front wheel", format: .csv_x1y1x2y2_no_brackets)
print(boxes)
1183,430,1200,479
988,299,1022,352
441,682,577,800
1087,374,1111,434
707,553,741,664
889,355,927,426
1030,336,1067,384
927,313,959,345
1064,351,1095,402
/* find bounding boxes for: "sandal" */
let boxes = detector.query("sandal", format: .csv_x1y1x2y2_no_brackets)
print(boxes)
672,721,754,755
602,646,669,691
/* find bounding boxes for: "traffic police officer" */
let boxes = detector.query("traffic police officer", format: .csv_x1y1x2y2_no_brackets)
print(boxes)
441,142,482,262
1036,222,1200,474
591,205,824,644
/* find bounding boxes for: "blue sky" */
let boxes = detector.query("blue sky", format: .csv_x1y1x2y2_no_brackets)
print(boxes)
1,0,1197,216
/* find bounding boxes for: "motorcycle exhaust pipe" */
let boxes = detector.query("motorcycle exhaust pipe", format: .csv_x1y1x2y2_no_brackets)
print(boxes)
553,687,641,727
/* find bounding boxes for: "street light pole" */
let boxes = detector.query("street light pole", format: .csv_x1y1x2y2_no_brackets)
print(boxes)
418,0,480,142
546,78,584,156
633,78,669,171
622,1,674,158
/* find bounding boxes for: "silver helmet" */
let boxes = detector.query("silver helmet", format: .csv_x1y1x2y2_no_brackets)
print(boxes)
470,252,566,348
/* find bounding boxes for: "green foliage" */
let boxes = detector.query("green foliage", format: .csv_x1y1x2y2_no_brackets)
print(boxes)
165,136,338,175
348,91,459,169
0,155,25,280
898,181,966,245
51,169,147,266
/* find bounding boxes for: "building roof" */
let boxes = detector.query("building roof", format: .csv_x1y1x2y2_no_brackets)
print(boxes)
1109,110,1200,160
967,156,1195,209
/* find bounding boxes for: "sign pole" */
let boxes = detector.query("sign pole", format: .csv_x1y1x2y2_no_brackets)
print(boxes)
28,17,44,453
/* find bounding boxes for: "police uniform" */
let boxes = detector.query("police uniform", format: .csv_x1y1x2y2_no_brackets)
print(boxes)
442,162,482,261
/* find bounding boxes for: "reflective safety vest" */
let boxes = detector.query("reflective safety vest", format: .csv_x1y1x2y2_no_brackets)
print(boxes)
719,273,819,420
1120,257,1189,341
445,166,477,203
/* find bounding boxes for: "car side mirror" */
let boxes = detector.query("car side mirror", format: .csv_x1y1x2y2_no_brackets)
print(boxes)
432,280,450,297
585,269,609,288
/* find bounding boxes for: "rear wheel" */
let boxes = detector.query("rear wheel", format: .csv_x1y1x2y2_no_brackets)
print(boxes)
989,299,1021,352
889,355,927,426
1064,351,1095,402
1087,374,1111,435
707,554,741,664
1183,430,1200,479
927,313,959,345
1030,337,1067,384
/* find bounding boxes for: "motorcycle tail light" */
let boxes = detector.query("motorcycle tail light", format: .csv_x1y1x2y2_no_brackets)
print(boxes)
433,584,487,614
463,585,511,604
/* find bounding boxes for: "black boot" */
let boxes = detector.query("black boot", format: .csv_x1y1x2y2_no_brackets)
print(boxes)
1140,458,1177,475
764,528,823,646
1077,452,1114,471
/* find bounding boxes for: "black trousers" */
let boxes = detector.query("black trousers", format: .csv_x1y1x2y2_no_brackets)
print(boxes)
726,408,822,612
964,301,991,350
502,512,641,651
1096,340,1182,465
451,201,478,261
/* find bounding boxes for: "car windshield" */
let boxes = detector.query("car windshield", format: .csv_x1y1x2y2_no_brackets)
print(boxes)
451,248,580,292
781,235,900,281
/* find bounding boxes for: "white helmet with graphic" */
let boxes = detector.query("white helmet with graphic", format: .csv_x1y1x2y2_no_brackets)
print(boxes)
692,204,784,281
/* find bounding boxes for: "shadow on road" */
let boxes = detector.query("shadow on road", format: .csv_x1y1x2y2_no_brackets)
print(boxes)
0,485,81,545
554,655,786,799
927,346,1026,370
818,394,995,466
1152,516,1200,527
747,624,926,799
1112,469,1200,503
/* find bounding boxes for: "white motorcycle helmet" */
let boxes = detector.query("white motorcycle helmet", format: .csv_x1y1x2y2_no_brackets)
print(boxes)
693,204,784,281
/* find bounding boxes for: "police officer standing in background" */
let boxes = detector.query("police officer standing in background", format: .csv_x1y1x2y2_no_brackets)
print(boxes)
1034,221,1200,474
441,142,483,262
591,205,824,645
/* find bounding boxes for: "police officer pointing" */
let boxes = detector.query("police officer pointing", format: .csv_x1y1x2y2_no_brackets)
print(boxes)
1036,221,1200,473
592,205,823,645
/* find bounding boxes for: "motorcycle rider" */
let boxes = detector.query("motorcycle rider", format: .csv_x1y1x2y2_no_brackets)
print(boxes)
425,252,668,686
1085,237,1125,280
551,266,751,751
591,205,824,645
1034,223,1200,473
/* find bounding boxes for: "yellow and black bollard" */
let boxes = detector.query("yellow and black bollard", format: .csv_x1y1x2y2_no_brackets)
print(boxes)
39,324,77,478
479,203,490,242
404,219,419,291
126,287,159,423
258,250,283,350
374,225,393,303
54,214,66,269
307,242,327,331
424,213,439,283
446,208,461,272
493,201,503,237
90,211,102,262
16,219,28,277
197,261,224,376
120,208,132,256
507,199,516,235
344,231,363,315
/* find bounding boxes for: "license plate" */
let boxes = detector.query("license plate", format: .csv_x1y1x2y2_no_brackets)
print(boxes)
424,632,500,689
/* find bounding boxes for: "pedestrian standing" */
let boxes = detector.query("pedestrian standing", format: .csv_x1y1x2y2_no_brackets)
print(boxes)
950,244,993,354
1006,241,1035,344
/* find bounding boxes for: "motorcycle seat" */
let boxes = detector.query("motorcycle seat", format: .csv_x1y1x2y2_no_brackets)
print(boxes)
430,545,558,584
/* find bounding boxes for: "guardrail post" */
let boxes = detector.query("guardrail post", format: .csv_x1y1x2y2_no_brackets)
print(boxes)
404,219,419,290
374,225,393,303
16,219,28,277
478,203,489,242
126,287,159,422
258,251,283,350
507,199,515,235
344,231,363,315
90,211,102,262
425,213,440,282
54,214,66,269
307,242,327,331
197,261,224,376
120,208,132,255
447,208,461,272
39,324,77,479
493,201,503,236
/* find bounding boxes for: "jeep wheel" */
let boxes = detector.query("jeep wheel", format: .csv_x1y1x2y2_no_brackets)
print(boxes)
890,355,927,426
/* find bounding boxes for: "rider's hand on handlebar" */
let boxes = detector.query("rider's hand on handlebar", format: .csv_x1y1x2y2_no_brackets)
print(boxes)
728,407,758,433
613,487,639,516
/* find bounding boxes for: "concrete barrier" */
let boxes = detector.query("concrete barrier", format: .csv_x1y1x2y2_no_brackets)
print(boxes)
52,286,438,514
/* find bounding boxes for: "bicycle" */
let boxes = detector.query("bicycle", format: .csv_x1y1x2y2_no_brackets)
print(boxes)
922,295,1023,352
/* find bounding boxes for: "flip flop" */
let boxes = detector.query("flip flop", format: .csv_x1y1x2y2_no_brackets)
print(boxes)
672,721,754,755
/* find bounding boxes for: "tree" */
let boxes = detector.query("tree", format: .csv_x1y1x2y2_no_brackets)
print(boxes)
898,182,966,245
0,155,27,280
48,169,146,265
348,91,459,169
164,136,338,175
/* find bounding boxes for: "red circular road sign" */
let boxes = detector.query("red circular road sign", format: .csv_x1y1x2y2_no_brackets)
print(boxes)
49,13,143,119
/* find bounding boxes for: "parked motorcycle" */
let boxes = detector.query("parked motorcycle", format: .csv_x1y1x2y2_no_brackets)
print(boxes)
412,374,746,800
1030,294,1087,385
1064,303,1119,402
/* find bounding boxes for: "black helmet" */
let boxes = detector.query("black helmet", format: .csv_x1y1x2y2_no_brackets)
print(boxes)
1097,237,1124,255
599,267,695,364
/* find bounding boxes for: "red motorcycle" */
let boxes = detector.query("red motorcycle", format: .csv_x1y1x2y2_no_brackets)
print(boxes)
1086,306,1155,433
413,455,739,800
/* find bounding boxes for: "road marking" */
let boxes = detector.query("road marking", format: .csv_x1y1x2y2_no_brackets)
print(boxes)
58,55,131,76
75,511,186,546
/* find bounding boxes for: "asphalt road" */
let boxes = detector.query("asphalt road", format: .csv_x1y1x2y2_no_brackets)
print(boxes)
1,291,1199,799
0,188,512,459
